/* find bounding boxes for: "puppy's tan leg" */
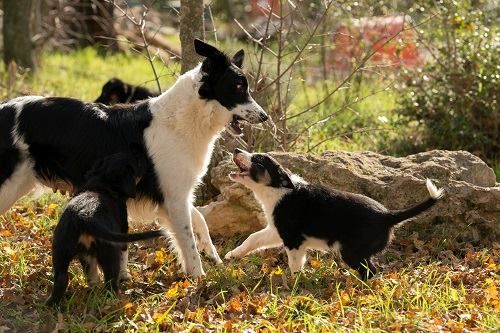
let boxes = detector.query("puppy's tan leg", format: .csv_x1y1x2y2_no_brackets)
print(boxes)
225,227,282,259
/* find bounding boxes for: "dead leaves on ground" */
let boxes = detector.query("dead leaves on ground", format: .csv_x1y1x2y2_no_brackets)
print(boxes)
1,197,499,332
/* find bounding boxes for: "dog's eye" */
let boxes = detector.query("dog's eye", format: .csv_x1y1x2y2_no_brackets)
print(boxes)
236,84,244,92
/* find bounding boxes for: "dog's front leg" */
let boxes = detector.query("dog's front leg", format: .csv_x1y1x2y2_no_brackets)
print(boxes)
225,227,282,259
119,248,131,281
159,201,205,277
191,206,222,264
285,246,307,276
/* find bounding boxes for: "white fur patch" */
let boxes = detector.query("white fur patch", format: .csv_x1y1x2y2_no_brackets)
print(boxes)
232,97,266,123
426,179,444,199
8,96,44,151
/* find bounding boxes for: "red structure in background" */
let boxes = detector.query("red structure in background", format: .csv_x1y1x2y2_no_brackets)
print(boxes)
330,15,424,71
250,0,280,16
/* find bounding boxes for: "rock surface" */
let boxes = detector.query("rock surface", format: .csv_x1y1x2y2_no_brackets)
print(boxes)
198,150,499,247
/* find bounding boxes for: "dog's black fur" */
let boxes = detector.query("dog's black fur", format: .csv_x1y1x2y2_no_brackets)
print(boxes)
47,152,165,306
95,78,158,105
229,149,444,280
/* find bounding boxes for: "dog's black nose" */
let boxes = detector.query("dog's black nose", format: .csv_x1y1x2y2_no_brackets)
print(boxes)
259,112,269,122
234,148,243,155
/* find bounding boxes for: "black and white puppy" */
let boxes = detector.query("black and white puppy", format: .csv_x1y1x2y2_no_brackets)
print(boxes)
47,152,166,306
94,78,159,105
0,39,268,278
225,149,445,280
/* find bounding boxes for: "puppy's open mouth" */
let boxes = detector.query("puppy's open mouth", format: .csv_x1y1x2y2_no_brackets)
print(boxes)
229,154,250,179
227,115,244,136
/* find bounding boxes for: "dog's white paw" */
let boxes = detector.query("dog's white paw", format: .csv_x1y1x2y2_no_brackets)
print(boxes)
213,255,223,265
225,251,239,260
119,270,132,282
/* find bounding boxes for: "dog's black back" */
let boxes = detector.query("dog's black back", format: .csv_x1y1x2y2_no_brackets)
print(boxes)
15,97,164,203
47,152,163,306
95,78,158,105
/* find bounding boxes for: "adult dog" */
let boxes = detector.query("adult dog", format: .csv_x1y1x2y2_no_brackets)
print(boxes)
226,149,444,280
0,39,268,277
95,78,159,105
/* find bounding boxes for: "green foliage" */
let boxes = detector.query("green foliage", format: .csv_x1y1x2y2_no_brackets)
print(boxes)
397,1,499,162
288,78,404,153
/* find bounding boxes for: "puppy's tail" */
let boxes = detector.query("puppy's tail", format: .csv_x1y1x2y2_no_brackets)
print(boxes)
83,222,166,243
385,179,444,226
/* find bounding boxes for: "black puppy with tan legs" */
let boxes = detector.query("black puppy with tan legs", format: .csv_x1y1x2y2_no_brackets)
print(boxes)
225,149,444,280
47,152,165,306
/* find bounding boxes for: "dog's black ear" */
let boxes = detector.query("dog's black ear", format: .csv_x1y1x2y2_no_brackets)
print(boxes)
232,49,244,68
117,175,137,198
277,167,295,189
113,164,137,198
194,39,221,58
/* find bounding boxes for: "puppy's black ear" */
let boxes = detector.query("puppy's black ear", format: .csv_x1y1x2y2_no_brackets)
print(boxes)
277,167,295,189
118,176,137,198
232,49,244,68
85,159,104,179
194,39,221,58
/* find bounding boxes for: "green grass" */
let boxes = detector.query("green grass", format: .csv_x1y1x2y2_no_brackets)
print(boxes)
0,48,179,100
0,194,498,332
286,78,404,154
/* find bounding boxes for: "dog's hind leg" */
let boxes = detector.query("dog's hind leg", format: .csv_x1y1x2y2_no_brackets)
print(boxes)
341,250,377,281
97,246,121,294
46,249,73,306
0,159,36,214
191,206,222,264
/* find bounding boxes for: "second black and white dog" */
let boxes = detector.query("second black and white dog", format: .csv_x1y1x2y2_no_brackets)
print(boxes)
225,149,444,280
47,152,166,305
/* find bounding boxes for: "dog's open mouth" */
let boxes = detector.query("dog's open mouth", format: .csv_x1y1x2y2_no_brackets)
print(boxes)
229,154,250,179
227,115,244,136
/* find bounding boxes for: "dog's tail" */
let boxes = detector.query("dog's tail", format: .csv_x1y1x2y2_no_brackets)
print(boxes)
384,179,444,226
82,222,166,243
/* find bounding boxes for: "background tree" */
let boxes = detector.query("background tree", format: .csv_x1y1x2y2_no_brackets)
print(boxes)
179,0,204,73
3,0,35,70
71,0,118,52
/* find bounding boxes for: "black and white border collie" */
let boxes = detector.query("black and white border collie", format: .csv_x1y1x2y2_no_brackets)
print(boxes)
47,152,166,306
0,39,268,278
225,149,444,280
94,78,159,105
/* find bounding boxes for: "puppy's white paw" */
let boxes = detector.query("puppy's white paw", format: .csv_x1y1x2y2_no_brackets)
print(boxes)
119,270,132,282
225,250,239,260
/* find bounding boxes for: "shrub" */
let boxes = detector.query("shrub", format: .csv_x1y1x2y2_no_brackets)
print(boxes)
397,1,499,163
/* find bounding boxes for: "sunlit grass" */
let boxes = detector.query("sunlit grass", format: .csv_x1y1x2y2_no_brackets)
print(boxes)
1,194,498,332
0,48,179,101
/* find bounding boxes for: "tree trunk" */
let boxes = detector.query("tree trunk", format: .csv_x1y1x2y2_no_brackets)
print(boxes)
3,0,35,70
179,0,205,73
71,0,118,52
